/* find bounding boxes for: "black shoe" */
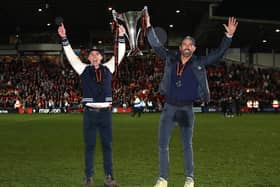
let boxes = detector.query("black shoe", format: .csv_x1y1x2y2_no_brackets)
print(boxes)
83,177,93,187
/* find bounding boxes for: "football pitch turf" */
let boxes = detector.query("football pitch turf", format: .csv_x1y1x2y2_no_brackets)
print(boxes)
0,113,279,187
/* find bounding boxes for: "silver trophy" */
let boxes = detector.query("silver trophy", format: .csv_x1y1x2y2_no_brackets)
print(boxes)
112,6,147,56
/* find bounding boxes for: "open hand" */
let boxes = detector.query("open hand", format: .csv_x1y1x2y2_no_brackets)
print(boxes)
223,17,238,36
118,25,126,36
57,23,67,38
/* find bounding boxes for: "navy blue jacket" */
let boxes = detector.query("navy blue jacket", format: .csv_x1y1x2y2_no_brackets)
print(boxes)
81,65,112,103
147,27,232,101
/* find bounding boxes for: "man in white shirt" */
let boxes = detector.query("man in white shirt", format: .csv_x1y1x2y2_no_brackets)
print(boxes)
58,23,126,187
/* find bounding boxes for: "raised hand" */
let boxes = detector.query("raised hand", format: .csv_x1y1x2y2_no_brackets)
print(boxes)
223,17,238,36
57,23,67,38
118,25,126,36
144,7,151,28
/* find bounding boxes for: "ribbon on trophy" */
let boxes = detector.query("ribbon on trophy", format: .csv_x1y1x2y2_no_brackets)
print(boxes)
111,15,120,84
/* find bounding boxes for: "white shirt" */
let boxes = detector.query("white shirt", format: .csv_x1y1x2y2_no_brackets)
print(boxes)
63,40,126,108
63,42,126,75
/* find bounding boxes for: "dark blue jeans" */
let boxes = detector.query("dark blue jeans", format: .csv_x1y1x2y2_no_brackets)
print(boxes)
158,103,194,180
83,107,113,179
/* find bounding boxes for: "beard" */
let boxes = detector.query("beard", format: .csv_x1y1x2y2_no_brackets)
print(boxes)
181,49,192,57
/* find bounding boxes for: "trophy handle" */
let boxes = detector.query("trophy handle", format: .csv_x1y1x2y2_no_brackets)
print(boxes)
112,10,117,21
112,10,125,22
142,6,148,15
136,29,141,47
124,33,129,41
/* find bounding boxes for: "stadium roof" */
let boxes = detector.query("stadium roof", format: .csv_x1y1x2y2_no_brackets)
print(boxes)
1,0,280,52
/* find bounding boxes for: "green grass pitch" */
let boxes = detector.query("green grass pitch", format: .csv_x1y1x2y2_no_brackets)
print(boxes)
0,113,280,187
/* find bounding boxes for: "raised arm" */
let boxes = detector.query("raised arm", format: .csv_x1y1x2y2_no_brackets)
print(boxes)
103,25,126,73
145,9,170,61
58,23,87,75
223,17,238,38
202,17,238,65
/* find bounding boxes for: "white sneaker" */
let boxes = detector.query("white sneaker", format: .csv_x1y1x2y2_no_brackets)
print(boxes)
104,175,119,187
184,177,194,187
154,177,168,187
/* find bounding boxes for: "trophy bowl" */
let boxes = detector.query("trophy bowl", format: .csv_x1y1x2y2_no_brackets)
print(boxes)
112,7,147,56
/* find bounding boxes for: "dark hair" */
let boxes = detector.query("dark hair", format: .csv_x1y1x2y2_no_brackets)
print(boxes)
182,36,196,46
89,46,103,56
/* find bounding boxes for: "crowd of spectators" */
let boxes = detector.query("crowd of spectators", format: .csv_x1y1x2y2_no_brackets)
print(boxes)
0,57,81,112
0,55,280,112
207,61,280,110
